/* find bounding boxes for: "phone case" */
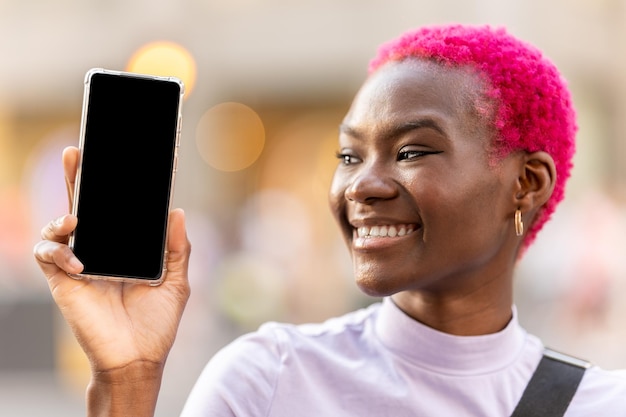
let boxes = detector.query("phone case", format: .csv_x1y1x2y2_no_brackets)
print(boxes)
68,68,185,286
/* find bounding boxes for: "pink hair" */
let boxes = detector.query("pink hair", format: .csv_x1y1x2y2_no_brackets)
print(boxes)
369,24,577,251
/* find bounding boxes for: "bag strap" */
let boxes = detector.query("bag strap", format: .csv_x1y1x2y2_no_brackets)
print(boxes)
510,348,590,417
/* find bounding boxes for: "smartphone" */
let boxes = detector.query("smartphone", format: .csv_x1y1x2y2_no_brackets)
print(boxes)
68,68,184,285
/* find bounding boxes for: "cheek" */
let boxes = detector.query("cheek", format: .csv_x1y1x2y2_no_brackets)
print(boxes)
416,174,506,246
328,169,347,221
446,181,509,260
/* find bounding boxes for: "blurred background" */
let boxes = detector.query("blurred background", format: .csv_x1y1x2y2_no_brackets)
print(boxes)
2,0,626,415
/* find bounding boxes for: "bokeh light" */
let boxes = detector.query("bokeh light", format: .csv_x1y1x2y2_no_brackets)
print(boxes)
126,41,197,97
195,102,265,172
258,113,339,210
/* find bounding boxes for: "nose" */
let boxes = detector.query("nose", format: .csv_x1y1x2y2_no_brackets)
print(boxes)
344,163,398,204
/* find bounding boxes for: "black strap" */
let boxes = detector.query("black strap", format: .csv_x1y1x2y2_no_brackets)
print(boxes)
510,349,590,417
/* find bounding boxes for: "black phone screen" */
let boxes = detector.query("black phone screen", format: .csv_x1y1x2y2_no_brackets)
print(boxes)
71,71,182,281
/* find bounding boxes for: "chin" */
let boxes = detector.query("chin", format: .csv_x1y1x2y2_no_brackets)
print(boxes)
354,275,402,298
351,256,413,298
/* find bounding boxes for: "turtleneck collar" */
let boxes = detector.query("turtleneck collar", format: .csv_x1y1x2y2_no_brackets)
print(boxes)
374,297,528,376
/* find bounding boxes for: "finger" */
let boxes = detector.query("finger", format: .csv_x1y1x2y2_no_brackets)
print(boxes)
33,239,84,278
167,209,191,266
163,208,191,292
62,146,79,211
41,214,78,243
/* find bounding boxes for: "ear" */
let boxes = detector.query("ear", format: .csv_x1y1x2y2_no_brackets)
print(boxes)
514,151,556,212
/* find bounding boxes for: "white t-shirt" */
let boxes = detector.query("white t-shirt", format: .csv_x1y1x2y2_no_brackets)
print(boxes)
181,298,626,416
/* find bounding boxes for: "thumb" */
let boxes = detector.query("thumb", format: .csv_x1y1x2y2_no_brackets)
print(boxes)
164,208,191,286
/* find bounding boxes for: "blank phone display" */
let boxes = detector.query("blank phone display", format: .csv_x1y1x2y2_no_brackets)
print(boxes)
72,72,181,280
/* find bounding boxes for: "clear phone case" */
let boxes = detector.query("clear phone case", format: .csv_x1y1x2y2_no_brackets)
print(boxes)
68,68,184,286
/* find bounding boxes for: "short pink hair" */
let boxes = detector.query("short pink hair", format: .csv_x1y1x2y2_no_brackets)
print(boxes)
369,24,577,250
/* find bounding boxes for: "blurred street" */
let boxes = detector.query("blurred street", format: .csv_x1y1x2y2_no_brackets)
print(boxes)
3,0,626,415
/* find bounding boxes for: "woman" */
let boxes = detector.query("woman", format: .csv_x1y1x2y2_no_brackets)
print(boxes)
34,24,626,416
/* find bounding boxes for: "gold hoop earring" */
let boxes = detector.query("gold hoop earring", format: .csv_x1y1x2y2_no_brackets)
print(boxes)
515,209,524,237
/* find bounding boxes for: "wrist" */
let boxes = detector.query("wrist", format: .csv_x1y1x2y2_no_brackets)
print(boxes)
86,360,164,417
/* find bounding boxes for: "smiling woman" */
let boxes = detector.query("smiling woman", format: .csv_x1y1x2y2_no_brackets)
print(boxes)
33,24,626,417
330,59,520,306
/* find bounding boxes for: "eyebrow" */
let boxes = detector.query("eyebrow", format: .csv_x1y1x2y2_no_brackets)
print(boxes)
339,118,447,141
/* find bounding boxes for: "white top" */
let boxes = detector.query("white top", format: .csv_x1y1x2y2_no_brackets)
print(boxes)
181,298,626,416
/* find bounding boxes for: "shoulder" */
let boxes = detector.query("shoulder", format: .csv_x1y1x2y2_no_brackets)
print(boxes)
207,301,383,386
260,301,381,340
580,366,626,396
238,301,383,364
216,301,381,366
180,302,383,416
569,366,626,415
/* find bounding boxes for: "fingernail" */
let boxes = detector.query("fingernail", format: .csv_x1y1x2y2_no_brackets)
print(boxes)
53,215,67,227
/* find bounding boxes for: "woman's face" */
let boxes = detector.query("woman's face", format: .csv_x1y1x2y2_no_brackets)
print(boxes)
329,59,521,298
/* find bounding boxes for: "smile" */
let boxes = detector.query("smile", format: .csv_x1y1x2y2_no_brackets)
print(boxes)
355,224,417,238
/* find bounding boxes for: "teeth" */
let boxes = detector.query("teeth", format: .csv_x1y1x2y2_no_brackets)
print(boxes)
355,224,416,238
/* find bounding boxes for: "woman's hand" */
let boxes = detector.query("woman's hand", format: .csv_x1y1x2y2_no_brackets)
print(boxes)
33,146,191,416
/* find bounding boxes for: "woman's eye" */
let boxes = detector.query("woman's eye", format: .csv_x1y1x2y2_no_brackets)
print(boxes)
397,149,440,161
336,153,360,165
398,150,425,161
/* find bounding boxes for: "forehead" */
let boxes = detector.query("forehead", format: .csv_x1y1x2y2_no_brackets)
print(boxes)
344,59,487,131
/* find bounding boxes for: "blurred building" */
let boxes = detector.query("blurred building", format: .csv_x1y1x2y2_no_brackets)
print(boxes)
1,0,626,415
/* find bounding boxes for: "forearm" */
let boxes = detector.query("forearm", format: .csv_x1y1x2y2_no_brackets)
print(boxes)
86,360,164,417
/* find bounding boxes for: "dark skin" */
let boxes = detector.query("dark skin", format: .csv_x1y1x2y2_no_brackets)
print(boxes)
33,58,555,415
33,147,191,417
329,59,556,336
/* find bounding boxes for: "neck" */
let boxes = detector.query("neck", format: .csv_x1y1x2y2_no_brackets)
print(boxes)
390,273,514,336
